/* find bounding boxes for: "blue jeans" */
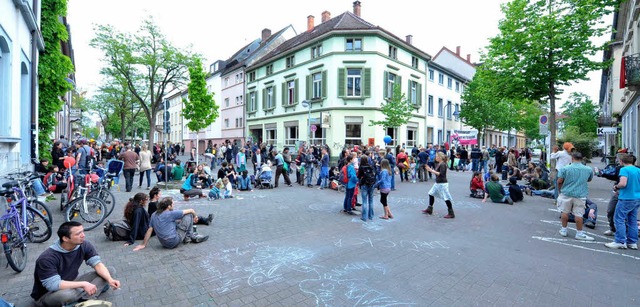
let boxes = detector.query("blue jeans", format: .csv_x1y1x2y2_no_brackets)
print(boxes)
344,187,355,212
360,185,374,220
32,178,47,196
458,159,467,171
614,199,640,245
480,160,487,173
139,169,151,187
472,159,479,172
320,166,329,188
390,166,396,190
306,166,315,186
239,176,252,190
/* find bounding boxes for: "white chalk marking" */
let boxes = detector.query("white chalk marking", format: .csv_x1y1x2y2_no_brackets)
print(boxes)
532,236,640,261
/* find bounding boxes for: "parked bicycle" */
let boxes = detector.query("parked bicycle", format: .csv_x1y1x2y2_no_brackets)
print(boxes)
0,178,52,272
59,160,108,231
70,166,116,218
11,171,54,225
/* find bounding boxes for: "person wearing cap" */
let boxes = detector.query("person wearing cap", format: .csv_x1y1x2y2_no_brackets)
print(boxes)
550,142,574,200
557,151,594,241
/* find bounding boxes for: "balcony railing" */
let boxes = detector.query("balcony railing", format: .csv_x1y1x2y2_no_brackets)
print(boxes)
624,53,640,87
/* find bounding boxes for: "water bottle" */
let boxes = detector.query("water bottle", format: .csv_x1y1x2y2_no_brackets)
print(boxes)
192,225,197,234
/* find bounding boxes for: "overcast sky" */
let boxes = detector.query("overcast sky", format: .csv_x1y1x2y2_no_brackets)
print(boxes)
67,0,608,105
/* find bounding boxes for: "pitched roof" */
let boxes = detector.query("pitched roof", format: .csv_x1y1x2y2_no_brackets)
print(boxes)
249,11,430,69
221,25,294,76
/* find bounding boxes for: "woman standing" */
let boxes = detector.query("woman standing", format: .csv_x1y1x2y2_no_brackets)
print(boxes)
51,141,65,170
342,155,358,215
236,147,247,173
423,152,455,219
138,144,153,189
396,148,408,182
318,148,330,189
375,159,393,219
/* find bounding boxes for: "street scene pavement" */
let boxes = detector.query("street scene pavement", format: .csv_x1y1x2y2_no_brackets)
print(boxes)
0,157,638,306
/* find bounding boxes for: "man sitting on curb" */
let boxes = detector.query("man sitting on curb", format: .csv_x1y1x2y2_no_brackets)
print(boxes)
483,174,514,205
133,197,212,251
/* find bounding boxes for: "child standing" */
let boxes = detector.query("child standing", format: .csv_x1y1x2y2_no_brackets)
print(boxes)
409,156,417,183
423,152,455,218
375,159,394,219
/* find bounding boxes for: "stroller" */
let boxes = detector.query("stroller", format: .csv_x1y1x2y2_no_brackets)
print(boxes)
256,163,274,189
105,159,124,191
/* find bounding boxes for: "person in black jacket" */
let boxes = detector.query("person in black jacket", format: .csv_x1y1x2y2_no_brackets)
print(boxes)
123,193,150,246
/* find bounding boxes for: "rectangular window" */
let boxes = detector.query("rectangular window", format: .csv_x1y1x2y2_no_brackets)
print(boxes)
224,118,229,128
286,55,295,68
249,92,257,111
265,128,277,145
428,95,434,115
266,65,273,76
235,118,239,128
386,72,396,99
388,45,397,59
455,104,460,121
345,124,362,146
437,129,443,144
287,80,296,105
455,81,460,92
447,77,452,89
347,69,362,97
438,98,443,117
224,98,230,107
312,72,322,99
248,71,256,82
385,127,398,146
345,38,362,51
285,126,298,146
266,86,275,109
428,69,434,81
412,56,419,69
407,128,417,147
410,81,417,104
446,101,452,119
236,73,243,83
224,77,229,87
438,73,444,85
311,45,323,58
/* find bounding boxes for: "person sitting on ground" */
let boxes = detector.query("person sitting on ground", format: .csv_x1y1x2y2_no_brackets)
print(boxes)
196,163,213,188
171,159,185,181
154,158,171,182
530,166,550,190
208,179,223,200
133,197,212,251
507,177,524,202
565,199,597,229
523,162,537,182
217,161,228,180
483,174,514,205
470,171,485,199
180,167,206,201
44,165,67,193
238,170,253,191
510,167,523,181
222,177,234,198
147,187,161,217
226,162,238,188
123,193,150,247
31,221,120,306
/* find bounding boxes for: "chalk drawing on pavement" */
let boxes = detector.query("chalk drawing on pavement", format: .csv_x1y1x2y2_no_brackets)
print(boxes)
333,237,449,252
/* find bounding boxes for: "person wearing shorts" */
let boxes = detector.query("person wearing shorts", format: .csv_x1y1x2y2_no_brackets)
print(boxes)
557,152,594,241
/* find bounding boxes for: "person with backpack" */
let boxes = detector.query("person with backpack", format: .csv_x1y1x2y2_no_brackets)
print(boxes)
423,152,456,219
396,148,409,182
123,193,151,246
44,165,67,193
357,156,377,222
341,155,358,216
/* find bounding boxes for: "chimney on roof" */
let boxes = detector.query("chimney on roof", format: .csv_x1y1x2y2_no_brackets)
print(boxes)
467,54,471,62
456,46,461,55
353,1,361,17
261,28,271,42
307,15,315,32
321,11,331,22
405,35,413,45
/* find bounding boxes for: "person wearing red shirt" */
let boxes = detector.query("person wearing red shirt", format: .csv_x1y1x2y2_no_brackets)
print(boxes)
470,171,485,199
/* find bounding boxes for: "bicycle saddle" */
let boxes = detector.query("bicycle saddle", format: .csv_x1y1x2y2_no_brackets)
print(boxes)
0,189,12,196
2,181,19,189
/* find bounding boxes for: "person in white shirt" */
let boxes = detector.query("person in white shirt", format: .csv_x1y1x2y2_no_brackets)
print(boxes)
549,142,574,200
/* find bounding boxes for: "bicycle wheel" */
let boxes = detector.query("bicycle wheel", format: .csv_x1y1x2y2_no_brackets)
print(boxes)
64,196,107,231
2,219,27,272
28,200,52,225
89,188,116,218
25,206,52,243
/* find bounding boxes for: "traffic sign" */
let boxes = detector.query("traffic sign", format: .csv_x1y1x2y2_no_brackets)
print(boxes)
597,127,617,135
539,115,548,125
310,125,317,132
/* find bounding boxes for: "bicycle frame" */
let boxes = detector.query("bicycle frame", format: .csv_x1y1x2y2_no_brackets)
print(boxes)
0,186,32,246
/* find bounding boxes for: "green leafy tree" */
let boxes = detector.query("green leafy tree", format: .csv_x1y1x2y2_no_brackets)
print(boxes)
182,58,218,162
38,0,75,160
483,0,619,148
561,92,599,137
558,126,598,159
370,84,413,130
90,17,192,140
84,77,142,141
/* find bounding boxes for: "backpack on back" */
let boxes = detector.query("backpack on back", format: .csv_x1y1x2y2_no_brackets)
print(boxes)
360,165,377,186
341,165,349,184
103,220,131,241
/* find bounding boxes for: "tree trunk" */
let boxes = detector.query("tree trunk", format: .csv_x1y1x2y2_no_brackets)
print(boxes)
120,112,126,141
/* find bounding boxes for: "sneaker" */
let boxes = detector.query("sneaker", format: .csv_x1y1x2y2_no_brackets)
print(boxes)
605,242,627,249
584,221,596,229
346,211,357,216
559,228,568,237
575,233,595,241
191,234,209,243
603,230,615,236
628,243,638,250
183,236,192,244
204,214,214,225
507,197,514,205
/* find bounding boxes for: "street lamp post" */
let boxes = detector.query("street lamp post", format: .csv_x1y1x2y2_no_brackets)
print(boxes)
302,100,311,145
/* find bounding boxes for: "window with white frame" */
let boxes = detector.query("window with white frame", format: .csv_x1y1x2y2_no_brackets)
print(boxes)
437,129,443,144
265,86,275,109
347,69,362,97
224,118,229,128
248,91,257,112
311,45,323,58
428,69,434,81
438,98,443,117
428,95,434,115
225,98,229,107
224,77,229,87
345,124,362,146
286,55,295,68
455,81,460,92
287,80,295,105
312,72,322,99
266,64,273,76
311,126,326,145
446,101,452,119
285,125,298,146
455,104,460,121
388,45,397,59
447,77,452,89
386,72,396,99
265,128,277,145
385,127,398,146
409,81,418,104
248,71,256,82
407,127,417,147
236,73,243,83
412,56,419,69
438,73,444,85
345,38,362,51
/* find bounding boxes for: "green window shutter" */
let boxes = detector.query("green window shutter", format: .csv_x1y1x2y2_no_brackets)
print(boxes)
418,83,422,106
294,79,299,104
338,68,345,97
306,74,311,100
322,70,327,98
407,82,411,104
383,71,388,98
262,89,266,110
246,93,250,112
282,82,286,106
396,76,402,92
272,86,276,108
364,68,371,97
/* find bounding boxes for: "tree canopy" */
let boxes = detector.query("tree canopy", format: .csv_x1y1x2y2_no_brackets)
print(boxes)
370,84,413,128
182,57,218,133
561,92,599,137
